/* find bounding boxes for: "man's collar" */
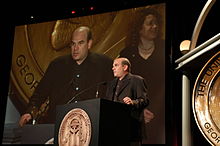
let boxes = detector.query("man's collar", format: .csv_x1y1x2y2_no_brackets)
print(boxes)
119,72,129,81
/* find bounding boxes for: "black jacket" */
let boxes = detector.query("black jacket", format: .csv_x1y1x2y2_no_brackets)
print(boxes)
105,73,149,110
105,73,149,140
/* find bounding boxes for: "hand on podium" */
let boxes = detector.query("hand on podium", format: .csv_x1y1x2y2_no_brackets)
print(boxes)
123,97,134,105
19,113,32,127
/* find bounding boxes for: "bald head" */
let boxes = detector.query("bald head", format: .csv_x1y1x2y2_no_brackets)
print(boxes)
117,57,131,72
112,57,131,80
73,26,92,41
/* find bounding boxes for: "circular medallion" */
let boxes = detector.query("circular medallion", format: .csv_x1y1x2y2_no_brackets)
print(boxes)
192,51,220,145
58,108,91,146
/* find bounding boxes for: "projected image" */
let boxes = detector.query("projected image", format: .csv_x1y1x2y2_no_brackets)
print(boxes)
5,3,165,144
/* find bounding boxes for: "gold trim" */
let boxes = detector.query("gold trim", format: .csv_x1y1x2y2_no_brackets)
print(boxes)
192,51,220,145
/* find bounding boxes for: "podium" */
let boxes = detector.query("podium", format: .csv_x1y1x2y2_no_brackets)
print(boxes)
54,98,132,146
21,124,54,144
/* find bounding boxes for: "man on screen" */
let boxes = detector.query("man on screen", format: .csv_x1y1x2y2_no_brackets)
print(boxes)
19,26,113,126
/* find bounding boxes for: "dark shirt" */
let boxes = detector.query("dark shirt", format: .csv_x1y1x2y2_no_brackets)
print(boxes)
26,52,113,123
113,79,122,102
106,73,149,117
105,73,149,141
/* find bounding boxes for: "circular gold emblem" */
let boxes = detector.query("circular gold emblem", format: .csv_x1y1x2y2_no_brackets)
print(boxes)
192,51,220,145
58,108,91,146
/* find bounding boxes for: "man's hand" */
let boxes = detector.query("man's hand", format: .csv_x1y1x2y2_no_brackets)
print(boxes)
19,113,32,127
123,97,134,105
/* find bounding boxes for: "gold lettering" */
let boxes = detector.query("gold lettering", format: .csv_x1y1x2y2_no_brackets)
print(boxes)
204,122,211,129
16,54,39,90
211,132,217,139
206,68,213,76
198,79,208,96
204,122,220,143
31,80,39,90
205,57,220,76
207,127,214,133
215,136,220,143
16,54,26,67
214,57,220,66
20,64,29,76
25,73,34,85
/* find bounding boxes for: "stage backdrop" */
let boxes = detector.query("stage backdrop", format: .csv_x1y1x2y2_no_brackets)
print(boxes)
7,3,166,144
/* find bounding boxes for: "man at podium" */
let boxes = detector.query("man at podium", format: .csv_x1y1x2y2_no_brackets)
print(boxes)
19,26,113,126
105,57,150,146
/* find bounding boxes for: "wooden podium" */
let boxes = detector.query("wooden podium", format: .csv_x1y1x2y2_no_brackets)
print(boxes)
54,98,132,146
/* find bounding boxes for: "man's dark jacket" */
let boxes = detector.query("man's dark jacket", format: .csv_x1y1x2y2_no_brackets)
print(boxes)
105,73,149,141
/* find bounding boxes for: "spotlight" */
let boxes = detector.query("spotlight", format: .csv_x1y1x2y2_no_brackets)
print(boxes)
71,10,76,14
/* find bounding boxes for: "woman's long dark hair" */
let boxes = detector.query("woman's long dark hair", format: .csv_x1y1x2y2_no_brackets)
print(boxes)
125,8,162,48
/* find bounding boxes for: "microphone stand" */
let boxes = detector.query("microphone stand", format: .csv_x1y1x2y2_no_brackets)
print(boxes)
67,81,107,104
95,84,100,98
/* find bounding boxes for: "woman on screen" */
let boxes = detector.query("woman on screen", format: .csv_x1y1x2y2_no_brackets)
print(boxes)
119,7,165,144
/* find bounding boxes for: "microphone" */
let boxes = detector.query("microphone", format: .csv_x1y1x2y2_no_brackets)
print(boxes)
67,81,107,104
95,81,107,98
112,79,118,101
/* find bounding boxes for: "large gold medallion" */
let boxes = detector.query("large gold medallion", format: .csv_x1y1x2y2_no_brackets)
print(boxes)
58,108,91,146
192,51,220,145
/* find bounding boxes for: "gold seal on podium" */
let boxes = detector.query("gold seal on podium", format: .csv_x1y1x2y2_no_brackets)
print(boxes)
192,51,220,145
58,108,91,146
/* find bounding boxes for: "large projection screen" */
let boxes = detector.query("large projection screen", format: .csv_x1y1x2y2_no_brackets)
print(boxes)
7,3,166,144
